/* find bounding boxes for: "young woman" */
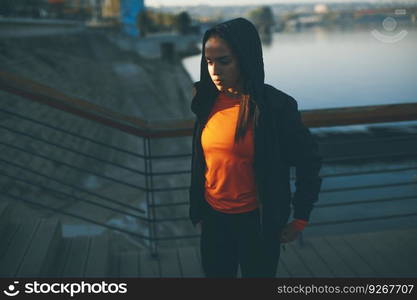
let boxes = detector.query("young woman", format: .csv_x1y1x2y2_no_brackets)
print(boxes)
189,17,323,278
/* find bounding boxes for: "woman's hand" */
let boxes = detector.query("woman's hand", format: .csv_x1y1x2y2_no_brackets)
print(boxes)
279,222,301,243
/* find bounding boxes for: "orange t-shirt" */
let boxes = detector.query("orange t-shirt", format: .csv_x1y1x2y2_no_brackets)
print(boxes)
201,92,258,214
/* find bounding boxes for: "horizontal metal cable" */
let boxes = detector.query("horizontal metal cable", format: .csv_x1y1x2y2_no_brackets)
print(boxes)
150,202,188,208
0,124,147,176
320,180,416,193
149,153,192,160
155,234,200,241
0,107,147,159
318,133,417,145
0,141,147,191
152,216,190,223
0,157,146,214
319,165,417,178
152,186,189,192
309,212,417,226
3,192,150,240
151,170,191,176
316,194,417,208
323,152,417,163
0,171,147,220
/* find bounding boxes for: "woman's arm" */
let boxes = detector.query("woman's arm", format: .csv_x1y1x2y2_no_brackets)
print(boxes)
282,97,323,222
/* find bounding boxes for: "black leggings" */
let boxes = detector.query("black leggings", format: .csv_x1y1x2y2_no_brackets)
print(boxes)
200,205,281,278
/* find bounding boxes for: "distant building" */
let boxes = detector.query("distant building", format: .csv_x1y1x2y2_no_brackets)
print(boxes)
102,0,120,18
314,4,329,14
120,0,144,37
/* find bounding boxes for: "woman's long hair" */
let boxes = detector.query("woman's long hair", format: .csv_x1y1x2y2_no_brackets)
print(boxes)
193,18,266,143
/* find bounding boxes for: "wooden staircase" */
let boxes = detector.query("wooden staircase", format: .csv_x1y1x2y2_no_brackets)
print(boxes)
0,201,146,278
2,201,417,278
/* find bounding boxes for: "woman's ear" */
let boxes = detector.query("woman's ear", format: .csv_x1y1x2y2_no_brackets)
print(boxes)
192,86,197,98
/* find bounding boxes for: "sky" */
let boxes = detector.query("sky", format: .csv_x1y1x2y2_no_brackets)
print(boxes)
145,0,394,7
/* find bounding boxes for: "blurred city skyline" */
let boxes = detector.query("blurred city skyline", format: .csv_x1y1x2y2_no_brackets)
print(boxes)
146,0,415,7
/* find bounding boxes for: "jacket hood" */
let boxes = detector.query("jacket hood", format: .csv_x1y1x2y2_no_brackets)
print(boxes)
191,17,266,119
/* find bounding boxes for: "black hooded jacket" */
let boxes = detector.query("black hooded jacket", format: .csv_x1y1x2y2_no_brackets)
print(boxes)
189,18,323,237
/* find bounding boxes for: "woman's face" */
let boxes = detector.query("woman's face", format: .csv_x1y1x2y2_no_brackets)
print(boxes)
204,35,242,93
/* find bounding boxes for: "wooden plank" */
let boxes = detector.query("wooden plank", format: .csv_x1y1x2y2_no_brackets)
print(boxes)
352,231,408,277
42,237,72,277
277,258,291,278
279,242,313,277
322,235,376,277
308,236,356,277
0,222,20,260
342,234,395,277
139,251,160,277
0,202,10,221
195,247,201,265
106,232,121,277
358,231,417,277
0,218,40,277
291,240,334,277
17,219,61,277
159,248,181,278
177,246,203,278
119,251,140,278
372,229,417,272
84,234,109,277
390,229,417,259
62,236,90,277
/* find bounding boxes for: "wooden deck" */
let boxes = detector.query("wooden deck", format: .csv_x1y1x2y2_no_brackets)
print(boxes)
115,227,417,278
1,200,416,278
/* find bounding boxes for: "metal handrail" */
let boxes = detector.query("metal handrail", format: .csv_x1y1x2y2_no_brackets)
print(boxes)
1,70,417,256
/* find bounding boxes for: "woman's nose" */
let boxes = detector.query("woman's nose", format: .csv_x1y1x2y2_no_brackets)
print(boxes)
212,63,221,76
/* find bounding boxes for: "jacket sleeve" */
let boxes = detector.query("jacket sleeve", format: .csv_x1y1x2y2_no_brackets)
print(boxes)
281,97,323,222
189,119,204,227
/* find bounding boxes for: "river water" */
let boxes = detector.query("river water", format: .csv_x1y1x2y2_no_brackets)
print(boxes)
182,25,417,111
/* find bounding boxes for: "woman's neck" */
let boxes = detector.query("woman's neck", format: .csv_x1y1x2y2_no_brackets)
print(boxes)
222,87,242,99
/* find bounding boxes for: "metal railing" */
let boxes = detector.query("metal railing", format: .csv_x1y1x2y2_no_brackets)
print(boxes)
1,70,417,256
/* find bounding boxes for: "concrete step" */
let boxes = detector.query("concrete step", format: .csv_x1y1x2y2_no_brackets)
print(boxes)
16,218,62,277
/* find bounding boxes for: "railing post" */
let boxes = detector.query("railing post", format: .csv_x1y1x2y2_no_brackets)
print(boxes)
143,136,158,257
